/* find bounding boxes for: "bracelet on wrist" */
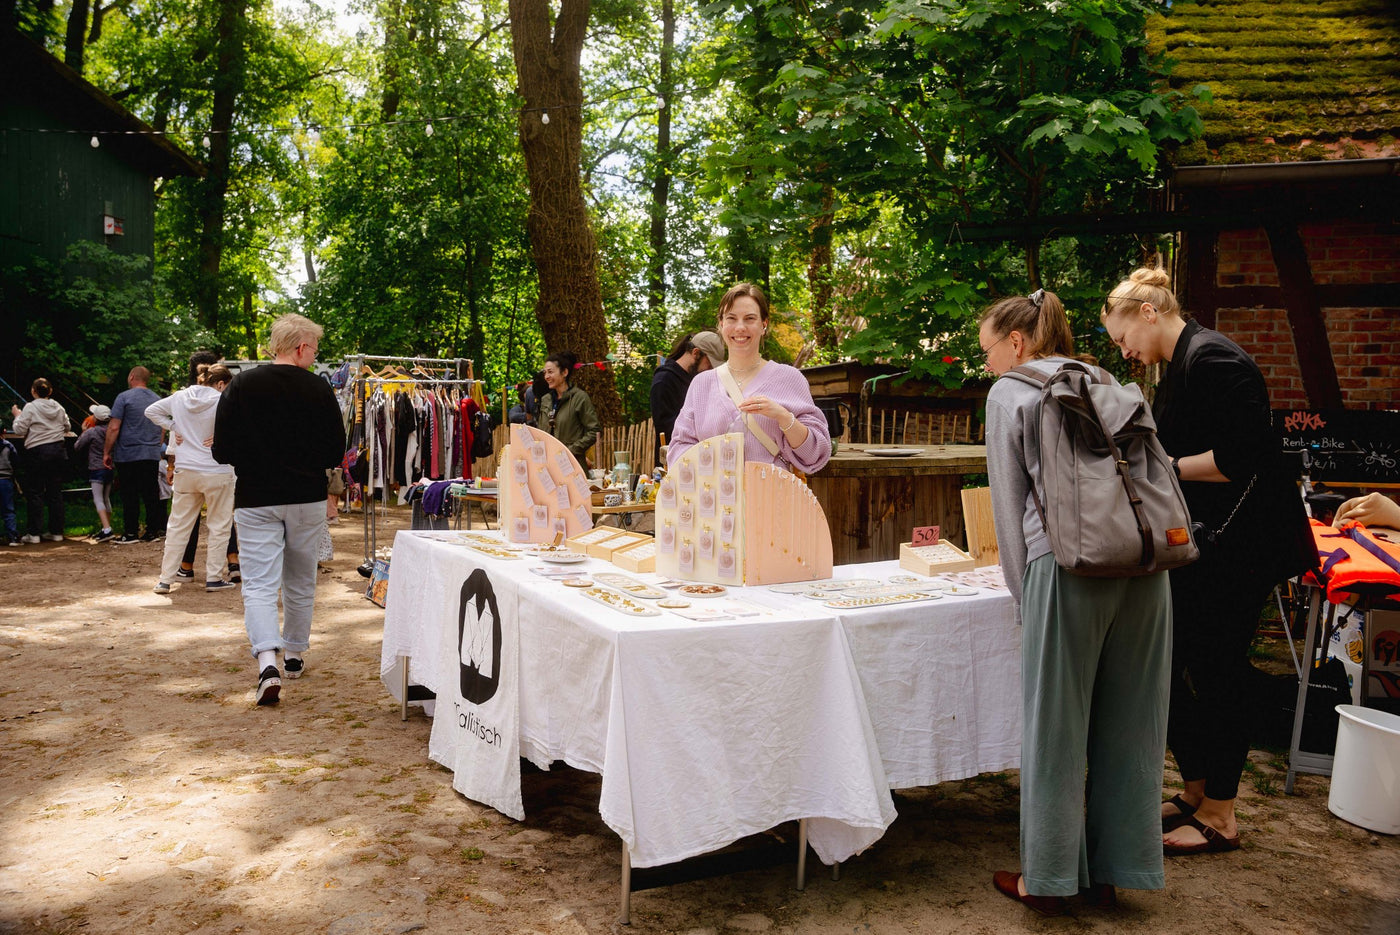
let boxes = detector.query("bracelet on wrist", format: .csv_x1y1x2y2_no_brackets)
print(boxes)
780,413,797,432
1171,457,1181,480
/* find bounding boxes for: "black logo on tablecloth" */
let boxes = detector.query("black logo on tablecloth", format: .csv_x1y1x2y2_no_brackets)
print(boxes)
458,568,502,705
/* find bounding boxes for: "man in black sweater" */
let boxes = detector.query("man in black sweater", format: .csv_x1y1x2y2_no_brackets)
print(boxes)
213,314,345,705
649,330,724,465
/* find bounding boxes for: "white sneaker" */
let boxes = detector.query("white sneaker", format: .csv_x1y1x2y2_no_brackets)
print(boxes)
283,656,305,679
20,534,41,545
41,533,64,542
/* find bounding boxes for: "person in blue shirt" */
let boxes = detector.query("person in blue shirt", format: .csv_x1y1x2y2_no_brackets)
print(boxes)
102,366,166,543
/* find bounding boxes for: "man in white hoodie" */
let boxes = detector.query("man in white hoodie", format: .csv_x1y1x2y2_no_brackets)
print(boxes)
144,364,237,593
9,377,73,544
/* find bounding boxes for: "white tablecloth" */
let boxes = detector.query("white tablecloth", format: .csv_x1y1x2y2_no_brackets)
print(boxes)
380,532,1019,867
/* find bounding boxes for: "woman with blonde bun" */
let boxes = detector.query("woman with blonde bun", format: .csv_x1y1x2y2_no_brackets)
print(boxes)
1101,267,1313,857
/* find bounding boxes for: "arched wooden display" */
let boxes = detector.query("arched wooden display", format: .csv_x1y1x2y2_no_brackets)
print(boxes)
496,424,595,544
655,433,832,585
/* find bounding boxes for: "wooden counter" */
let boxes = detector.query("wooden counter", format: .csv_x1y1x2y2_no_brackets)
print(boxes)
808,444,988,565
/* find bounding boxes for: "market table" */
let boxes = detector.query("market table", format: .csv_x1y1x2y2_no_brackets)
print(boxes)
378,530,1019,912
808,444,988,563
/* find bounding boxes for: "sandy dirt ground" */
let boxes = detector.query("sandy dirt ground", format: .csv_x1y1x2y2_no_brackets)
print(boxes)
2,506,1398,935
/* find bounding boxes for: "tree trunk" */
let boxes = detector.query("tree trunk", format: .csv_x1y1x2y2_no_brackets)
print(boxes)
808,183,836,352
509,0,622,426
644,0,674,335
64,0,89,72
195,0,248,336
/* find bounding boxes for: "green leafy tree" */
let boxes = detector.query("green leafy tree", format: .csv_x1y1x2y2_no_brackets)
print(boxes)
703,0,1205,379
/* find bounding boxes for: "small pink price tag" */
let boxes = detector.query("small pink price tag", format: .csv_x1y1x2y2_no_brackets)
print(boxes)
911,525,940,547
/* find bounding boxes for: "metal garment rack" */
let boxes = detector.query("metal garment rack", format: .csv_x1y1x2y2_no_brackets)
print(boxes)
351,356,476,564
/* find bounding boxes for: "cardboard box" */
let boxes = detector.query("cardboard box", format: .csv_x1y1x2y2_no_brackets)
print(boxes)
899,540,975,576
613,537,658,573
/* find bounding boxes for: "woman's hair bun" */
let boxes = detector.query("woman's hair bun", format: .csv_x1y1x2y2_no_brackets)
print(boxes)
1129,266,1171,288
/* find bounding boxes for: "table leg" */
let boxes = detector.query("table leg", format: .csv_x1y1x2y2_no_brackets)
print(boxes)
1286,587,1335,792
399,656,410,722
619,843,632,925
796,818,807,891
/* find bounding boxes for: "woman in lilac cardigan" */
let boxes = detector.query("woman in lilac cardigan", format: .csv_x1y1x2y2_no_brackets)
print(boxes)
667,283,831,474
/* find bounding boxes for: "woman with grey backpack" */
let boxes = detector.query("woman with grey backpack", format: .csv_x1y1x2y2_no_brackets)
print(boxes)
982,289,1174,916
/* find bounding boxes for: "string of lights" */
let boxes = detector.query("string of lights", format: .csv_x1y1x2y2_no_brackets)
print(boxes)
3,86,668,148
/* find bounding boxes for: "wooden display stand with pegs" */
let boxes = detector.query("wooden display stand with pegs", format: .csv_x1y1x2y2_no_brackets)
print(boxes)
654,432,833,586
497,425,595,544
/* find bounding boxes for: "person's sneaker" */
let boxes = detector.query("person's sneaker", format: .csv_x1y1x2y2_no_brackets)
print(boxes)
153,581,171,595
20,534,41,544
176,568,195,579
205,579,237,592
255,665,282,705
93,528,115,542
7,537,21,547
227,563,242,583
114,534,141,544
283,656,305,679
41,533,64,542
140,530,164,542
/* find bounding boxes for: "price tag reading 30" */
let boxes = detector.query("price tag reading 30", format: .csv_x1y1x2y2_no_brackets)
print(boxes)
911,525,941,547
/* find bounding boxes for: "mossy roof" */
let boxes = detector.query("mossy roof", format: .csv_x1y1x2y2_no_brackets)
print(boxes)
1148,0,1400,165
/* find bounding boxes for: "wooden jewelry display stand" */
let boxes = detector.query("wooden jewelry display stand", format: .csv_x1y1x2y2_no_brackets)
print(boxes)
496,425,595,544
655,433,833,585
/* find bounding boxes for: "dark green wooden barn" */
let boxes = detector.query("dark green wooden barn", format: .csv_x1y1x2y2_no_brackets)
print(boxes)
0,29,204,270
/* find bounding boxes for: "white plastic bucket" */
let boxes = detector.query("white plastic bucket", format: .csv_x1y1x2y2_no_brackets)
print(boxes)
1328,704,1400,834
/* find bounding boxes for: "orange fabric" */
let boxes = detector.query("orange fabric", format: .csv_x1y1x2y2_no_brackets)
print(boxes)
1306,519,1400,602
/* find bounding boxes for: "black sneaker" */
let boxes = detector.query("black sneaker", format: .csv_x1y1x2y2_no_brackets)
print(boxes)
205,579,237,592
227,563,241,583
140,531,164,542
283,656,305,679
93,528,115,542
176,568,194,579
255,666,282,706
115,534,141,544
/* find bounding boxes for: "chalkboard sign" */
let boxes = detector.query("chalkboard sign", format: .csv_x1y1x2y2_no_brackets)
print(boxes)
1274,408,1400,483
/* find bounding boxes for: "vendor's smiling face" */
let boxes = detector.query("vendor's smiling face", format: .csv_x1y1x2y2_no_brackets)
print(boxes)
542,361,568,392
719,295,765,355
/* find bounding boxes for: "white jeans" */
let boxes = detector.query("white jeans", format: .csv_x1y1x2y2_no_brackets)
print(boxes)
235,501,324,658
160,471,235,583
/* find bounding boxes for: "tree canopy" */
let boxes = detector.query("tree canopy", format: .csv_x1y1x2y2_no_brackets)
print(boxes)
4,0,1202,409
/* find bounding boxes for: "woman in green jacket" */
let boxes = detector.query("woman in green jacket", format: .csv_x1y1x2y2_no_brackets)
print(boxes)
540,351,600,468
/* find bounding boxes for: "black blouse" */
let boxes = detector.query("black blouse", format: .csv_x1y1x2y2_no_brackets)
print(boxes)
1152,320,1315,582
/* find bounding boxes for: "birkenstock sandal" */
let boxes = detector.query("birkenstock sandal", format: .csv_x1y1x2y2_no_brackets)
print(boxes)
993,871,1068,916
1163,815,1240,856
1162,793,1198,831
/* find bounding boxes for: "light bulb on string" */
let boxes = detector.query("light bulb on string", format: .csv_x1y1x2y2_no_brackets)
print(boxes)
424,122,434,137
540,111,549,125
90,135,100,148
202,135,211,149
657,97,667,111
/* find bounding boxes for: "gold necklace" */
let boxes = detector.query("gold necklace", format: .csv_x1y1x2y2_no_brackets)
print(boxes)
729,360,763,379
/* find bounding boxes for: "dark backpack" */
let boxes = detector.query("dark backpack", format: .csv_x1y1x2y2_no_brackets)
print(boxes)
470,410,494,459
1006,362,1199,577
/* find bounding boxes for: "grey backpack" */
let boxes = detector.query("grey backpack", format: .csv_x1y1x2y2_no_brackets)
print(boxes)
1006,362,1198,577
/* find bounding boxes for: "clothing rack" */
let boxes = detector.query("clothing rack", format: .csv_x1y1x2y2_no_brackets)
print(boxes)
351,360,478,563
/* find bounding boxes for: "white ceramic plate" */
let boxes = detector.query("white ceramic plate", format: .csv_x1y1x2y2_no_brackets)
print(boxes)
540,552,589,564
678,584,728,598
867,447,922,457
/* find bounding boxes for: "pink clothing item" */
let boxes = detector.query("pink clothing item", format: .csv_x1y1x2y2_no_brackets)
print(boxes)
668,363,831,473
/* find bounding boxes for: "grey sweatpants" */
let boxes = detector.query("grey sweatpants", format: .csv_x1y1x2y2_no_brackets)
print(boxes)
1019,555,1173,896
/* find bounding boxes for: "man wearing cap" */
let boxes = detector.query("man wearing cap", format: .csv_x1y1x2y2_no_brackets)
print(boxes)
650,331,724,465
